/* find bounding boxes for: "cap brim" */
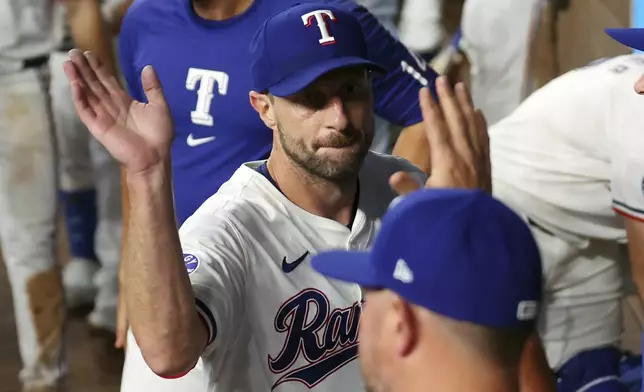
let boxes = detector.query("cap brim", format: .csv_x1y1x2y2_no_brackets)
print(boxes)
311,250,381,287
606,28,644,51
268,56,386,97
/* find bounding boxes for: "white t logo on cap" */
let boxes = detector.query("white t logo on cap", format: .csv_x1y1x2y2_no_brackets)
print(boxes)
393,259,414,283
301,10,337,45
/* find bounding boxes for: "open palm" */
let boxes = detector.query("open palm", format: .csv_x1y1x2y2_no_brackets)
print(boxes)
63,50,173,175
390,76,491,196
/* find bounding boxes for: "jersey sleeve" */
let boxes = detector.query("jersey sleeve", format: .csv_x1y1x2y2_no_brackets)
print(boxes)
340,1,439,127
178,213,249,357
609,81,644,223
117,6,146,103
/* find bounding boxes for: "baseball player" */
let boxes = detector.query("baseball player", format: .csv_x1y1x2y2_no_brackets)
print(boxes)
311,188,550,392
479,51,644,391
63,3,490,391
0,0,114,390
115,0,440,387
604,28,644,392
51,0,123,332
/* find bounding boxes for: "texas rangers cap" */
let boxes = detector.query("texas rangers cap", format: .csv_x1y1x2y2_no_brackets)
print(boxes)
606,28,644,52
311,189,543,329
249,3,385,97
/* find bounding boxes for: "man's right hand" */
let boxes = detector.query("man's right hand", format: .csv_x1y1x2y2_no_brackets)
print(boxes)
63,49,174,176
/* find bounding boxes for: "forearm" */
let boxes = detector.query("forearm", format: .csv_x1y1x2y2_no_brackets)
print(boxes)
124,162,206,376
103,0,133,37
392,122,431,174
119,168,128,286
66,0,116,74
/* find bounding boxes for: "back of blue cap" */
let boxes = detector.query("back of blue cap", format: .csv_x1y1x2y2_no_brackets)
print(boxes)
372,189,543,329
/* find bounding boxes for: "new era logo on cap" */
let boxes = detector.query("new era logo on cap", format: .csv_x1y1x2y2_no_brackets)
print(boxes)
393,259,413,283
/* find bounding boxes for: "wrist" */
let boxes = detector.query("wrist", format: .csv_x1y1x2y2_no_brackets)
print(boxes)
126,160,172,191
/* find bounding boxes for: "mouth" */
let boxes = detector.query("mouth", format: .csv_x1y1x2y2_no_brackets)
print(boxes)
315,132,361,150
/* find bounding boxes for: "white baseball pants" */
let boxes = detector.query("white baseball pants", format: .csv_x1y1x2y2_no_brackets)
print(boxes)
0,64,65,390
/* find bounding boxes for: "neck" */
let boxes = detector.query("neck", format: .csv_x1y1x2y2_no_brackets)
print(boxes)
391,348,519,392
266,154,358,226
191,0,253,20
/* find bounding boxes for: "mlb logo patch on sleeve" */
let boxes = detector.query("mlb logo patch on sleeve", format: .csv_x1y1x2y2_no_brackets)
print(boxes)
184,254,200,274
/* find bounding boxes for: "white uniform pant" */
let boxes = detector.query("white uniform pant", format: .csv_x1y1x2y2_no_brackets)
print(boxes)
49,51,122,315
398,0,444,53
121,329,205,392
0,65,64,388
461,0,546,126
530,225,623,369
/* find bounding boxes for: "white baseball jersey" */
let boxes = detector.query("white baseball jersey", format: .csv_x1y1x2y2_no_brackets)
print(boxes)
179,152,424,392
491,54,644,245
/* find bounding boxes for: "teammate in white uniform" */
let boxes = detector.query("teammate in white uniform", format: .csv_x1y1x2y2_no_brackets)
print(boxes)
0,1,124,390
490,54,644,391
63,3,489,391
0,2,65,390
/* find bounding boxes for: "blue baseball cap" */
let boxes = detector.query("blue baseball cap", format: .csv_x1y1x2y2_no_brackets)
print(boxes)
606,28,644,51
249,3,385,97
311,189,543,329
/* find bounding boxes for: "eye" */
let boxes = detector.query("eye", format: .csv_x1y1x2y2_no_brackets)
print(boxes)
341,81,368,99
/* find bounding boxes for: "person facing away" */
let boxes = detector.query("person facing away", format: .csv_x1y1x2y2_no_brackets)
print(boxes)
313,188,544,392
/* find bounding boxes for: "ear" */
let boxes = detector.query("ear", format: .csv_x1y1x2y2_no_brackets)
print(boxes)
390,294,418,358
249,91,277,129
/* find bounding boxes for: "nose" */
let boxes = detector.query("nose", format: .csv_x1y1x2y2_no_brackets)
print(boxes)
323,96,349,130
635,74,644,95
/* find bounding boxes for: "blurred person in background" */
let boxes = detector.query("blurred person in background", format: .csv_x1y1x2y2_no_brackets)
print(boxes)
0,0,115,390
51,0,126,334
398,0,444,61
459,0,549,126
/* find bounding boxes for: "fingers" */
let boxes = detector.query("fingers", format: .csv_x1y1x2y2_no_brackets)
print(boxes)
455,83,480,156
436,79,474,162
84,51,129,105
66,62,98,126
419,84,451,165
68,50,120,118
389,171,422,196
141,66,167,105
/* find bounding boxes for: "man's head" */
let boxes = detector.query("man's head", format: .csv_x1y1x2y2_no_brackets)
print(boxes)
606,29,644,93
247,4,385,181
311,189,543,391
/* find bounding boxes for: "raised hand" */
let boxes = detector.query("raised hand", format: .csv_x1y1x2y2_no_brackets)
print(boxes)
63,49,174,176
390,76,491,196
